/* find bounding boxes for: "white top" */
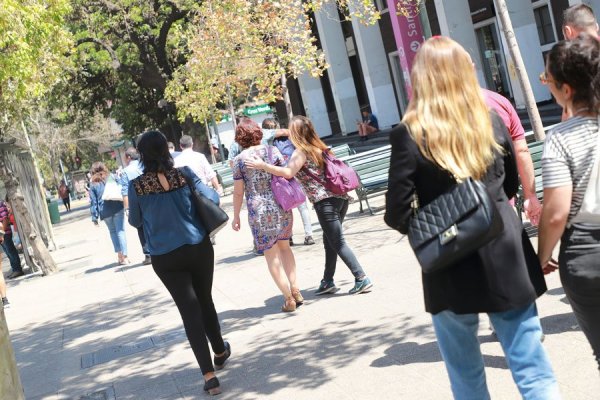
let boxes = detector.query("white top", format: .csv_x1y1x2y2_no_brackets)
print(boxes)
174,148,216,185
542,116,599,224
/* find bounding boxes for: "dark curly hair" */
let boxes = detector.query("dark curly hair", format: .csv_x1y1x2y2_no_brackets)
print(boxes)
235,117,263,149
546,34,600,111
137,130,174,173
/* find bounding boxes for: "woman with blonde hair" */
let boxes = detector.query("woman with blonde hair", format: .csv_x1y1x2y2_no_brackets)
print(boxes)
384,37,559,399
246,115,373,296
89,161,129,265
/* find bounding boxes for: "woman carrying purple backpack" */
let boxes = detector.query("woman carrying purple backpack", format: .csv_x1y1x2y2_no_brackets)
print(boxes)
246,116,373,295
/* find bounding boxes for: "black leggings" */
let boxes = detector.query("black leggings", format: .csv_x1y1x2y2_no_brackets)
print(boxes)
559,225,600,369
314,197,366,282
151,237,225,374
62,197,71,211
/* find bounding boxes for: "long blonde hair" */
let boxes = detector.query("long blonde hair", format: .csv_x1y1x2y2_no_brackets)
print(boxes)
288,116,329,169
403,36,501,180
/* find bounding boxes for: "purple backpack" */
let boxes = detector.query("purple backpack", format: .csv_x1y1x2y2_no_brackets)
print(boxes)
267,147,306,211
305,151,360,195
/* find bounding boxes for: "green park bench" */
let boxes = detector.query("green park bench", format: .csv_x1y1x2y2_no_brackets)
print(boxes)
330,144,355,159
211,162,235,194
340,145,391,215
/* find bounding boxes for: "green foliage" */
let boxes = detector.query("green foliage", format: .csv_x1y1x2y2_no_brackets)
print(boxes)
166,0,379,122
0,0,73,113
63,0,193,139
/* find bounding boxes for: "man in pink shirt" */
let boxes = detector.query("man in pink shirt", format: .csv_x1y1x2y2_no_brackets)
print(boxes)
483,88,542,225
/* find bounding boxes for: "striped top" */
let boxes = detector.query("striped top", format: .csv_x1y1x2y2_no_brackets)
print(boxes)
542,116,599,225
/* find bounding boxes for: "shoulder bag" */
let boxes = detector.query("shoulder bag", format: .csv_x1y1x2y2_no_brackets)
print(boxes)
407,178,504,274
267,146,306,211
571,116,600,224
304,151,359,195
181,170,229,237
101,175,123,201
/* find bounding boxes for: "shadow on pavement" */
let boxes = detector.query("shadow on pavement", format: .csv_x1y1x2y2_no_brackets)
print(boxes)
84,262,118,274
540,312,580,335
371,340,508,370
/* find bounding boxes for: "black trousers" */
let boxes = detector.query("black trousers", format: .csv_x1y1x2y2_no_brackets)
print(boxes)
313,197,366,282
559,225,600,369
62,197,71,211
151,237,225,374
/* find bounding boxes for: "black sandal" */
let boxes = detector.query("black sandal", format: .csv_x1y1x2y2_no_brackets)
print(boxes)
214,341,231,370
203,377,221,396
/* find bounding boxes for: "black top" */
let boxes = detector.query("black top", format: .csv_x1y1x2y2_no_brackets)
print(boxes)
384,114,546,314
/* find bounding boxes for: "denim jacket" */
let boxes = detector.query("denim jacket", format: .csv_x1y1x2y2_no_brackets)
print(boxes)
128,167,220,255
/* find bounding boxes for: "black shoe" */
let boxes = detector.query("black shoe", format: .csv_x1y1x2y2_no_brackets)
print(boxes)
214,341,231,370
7,271,24,279
143,255,152,265
203,377,221,396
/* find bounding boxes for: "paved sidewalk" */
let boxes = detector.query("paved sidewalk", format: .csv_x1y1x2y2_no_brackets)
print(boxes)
3,195,599,399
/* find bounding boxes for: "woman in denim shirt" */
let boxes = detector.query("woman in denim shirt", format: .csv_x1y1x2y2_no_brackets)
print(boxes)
128,131,230,396
89,162,129,265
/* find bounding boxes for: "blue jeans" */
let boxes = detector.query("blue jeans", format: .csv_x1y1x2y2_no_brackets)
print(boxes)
1,234,22,273
104,209,127,256
432,303,560,400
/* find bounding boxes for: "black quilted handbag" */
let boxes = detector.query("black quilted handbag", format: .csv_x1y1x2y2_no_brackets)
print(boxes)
407,178,504,274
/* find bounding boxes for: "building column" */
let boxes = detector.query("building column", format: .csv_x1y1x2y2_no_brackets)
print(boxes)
314,3,361,135
433,0,486,86
502,0,551,105
297,73,332,137
350,12,400,129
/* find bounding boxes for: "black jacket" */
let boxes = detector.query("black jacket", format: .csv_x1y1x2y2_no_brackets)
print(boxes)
384,114,546,314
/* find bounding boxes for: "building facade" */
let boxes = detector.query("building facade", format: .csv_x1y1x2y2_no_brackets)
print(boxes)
285,0,600,137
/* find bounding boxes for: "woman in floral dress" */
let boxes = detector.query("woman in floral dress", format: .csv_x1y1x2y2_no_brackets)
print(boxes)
231,118,302,312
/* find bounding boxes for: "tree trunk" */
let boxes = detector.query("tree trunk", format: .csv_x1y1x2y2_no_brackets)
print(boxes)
493,0,545,141
0,157,57,275
0,307,24,400
281,74,294,127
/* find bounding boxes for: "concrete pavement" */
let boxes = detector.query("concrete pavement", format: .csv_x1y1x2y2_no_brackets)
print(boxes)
2,194,599,399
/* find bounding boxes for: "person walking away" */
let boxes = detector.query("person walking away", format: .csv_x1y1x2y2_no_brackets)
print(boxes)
0,199,23,279
357,110,379,141
384,36,559,399
538,34,600,370
246,116,373,296
89,162,130,265
0,229,10,308
264,118,315,246
58,180,71,212
175,135,224,197
482,89,542,225
231,118,302,312
128,130,230,395
120,147,151,265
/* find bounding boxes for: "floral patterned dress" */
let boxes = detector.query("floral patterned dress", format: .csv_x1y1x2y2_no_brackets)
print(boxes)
232,146,293,251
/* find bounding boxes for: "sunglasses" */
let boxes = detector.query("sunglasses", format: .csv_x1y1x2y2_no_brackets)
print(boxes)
539,71,555,85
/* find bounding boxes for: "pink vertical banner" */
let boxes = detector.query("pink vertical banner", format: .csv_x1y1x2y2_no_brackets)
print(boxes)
386,0,425,97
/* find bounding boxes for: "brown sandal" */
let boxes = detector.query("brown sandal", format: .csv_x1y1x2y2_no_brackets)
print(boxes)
291,288,304,306
281,296,297,312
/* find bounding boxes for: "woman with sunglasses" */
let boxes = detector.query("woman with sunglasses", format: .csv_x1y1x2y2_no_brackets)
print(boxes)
538,34,600,370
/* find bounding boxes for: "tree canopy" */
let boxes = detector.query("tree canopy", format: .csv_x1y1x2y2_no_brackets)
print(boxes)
0,0,72,116
166,0,380,123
